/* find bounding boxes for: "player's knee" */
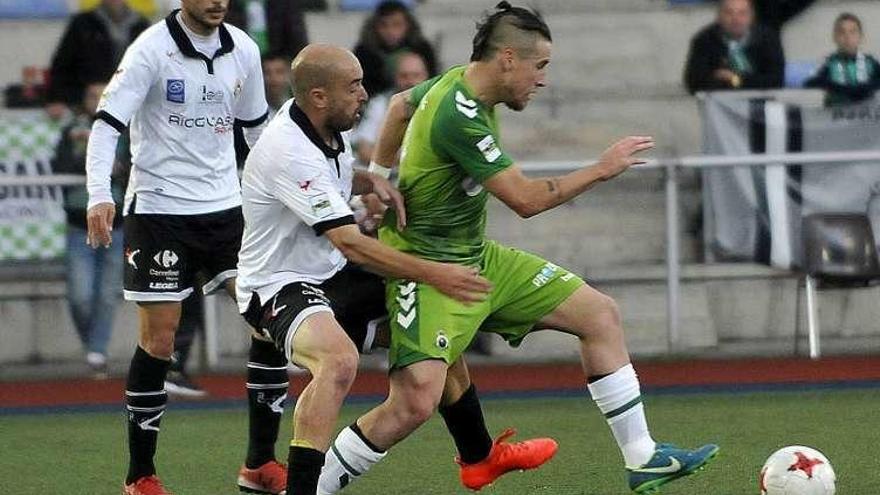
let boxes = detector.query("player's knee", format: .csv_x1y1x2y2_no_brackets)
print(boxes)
398,383,442,426
141,332,176,358
140,321,178,357
316,350,359,391
593,293,622,332
400,394,437,426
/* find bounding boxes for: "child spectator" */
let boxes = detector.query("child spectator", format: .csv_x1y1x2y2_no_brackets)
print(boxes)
52,81,127,377
806,13,880,106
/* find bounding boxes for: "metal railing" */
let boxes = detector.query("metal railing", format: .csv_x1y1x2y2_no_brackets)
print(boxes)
521,150,880,356
4,149,880,366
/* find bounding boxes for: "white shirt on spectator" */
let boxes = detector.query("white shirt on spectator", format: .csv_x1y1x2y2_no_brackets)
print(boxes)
350,91,390,160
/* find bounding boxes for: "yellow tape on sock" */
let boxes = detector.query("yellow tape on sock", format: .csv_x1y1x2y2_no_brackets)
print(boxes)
290,439,316,450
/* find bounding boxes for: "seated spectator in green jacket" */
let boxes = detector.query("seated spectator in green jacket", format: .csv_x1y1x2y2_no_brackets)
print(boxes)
806,13,880,106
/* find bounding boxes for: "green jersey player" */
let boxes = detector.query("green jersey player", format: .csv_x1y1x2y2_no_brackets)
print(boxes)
320,3,719,494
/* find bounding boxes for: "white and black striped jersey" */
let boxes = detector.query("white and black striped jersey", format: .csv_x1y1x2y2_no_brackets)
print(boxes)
91,10,268,215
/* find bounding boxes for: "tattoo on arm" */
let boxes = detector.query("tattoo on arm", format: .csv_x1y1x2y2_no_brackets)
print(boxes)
403,100,417,119
546,178,562,198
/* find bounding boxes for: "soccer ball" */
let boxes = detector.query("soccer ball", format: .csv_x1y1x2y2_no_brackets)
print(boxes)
759,446,836,495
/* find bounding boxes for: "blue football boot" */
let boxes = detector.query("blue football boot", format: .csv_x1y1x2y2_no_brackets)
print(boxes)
627,442,719,493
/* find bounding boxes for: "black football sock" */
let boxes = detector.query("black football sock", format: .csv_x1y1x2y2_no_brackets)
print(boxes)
246,337,289,469
439,384,493,464
286,446,325,495
125,346,171,484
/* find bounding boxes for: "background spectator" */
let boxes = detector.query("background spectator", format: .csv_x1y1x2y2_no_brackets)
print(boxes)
353,0,438,97
234,52,294,167
226,0,309,59
51,81,126,378
352,50,429,165
46,0,149,119
683,0,784,94
752,0,817,33
262,52,293,114
806,13,880,106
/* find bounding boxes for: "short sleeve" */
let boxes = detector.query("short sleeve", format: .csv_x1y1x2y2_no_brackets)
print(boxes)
236,44,269,125
431,91,513,183
273,156,355,234
96,41,156,131
408,72,444,108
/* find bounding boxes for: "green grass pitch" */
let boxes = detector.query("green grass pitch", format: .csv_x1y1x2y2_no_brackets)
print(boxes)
3,388,877,494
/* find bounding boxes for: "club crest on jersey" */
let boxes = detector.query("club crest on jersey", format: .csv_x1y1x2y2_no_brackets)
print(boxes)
200,85,225,104
166,79,185,103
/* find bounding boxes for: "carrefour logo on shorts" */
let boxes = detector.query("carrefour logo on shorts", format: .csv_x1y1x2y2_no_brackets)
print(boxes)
166,79,185,103
153,250,179,268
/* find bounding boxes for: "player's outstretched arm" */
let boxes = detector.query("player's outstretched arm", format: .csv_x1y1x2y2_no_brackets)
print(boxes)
324,224,491,303
483,136,654,218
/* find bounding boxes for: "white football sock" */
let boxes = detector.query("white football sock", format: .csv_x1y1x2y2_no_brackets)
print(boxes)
587,363,656,468
317,426,386,494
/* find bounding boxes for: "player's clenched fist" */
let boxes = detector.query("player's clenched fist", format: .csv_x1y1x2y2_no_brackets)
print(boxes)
594,136,655,181
86,202,115,248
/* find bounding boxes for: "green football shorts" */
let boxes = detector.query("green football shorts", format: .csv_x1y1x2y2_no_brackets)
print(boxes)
386,240,585,370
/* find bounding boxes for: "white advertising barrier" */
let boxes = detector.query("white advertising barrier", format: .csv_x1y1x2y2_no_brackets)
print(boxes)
701,92,880,269
0,114,65,261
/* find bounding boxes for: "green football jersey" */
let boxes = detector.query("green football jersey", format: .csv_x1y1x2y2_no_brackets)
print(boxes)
379,66,514,265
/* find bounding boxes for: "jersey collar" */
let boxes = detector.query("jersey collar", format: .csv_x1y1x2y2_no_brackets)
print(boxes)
165,9,234,74
289,101,345,159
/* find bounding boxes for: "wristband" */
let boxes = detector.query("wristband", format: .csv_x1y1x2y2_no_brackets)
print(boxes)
368,161,392,179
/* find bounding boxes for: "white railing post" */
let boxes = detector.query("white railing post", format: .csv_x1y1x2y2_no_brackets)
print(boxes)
665,161,681,352
203,294,220,369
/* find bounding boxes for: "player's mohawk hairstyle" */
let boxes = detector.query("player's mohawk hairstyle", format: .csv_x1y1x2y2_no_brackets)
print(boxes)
471,1,552,62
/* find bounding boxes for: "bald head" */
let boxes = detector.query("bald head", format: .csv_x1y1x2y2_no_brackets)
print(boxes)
291,44,362,102
290,44,368,133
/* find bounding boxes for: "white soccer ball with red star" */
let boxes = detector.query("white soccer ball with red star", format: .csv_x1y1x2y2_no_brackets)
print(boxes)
759,445,836,495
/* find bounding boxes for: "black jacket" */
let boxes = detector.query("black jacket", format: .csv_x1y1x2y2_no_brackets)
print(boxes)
754,0,817,31
353,39,438,97
47,9,149,105
226,0,309,59
683,23,785,94
806,52,880,106
52,117,127,229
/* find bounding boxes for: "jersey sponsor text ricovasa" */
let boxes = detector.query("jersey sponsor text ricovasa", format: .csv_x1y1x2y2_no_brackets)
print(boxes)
95,10,267,215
